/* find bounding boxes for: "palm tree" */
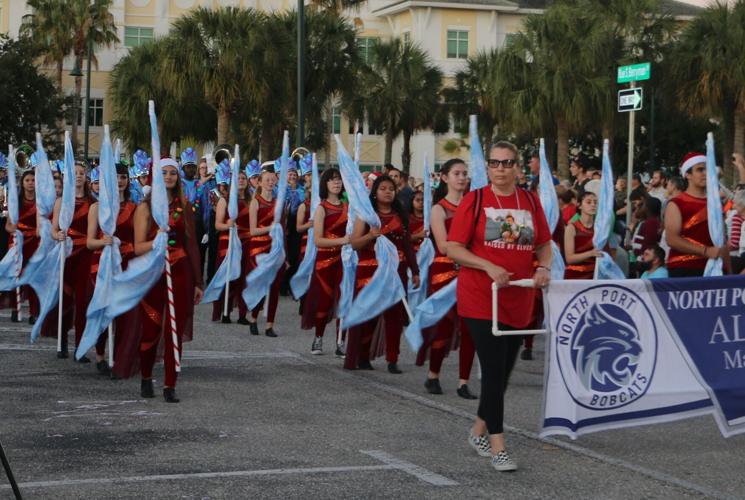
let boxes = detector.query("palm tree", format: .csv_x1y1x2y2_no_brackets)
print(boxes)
349,38,442,170
165,7,281,146
671,0,745,182
21,0,72,90
68,0,118,154
109,38,215,150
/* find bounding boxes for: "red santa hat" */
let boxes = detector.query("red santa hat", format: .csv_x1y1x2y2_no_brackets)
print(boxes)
680,152,706,176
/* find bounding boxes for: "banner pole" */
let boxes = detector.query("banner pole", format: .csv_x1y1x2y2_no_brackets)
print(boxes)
0,438,22,500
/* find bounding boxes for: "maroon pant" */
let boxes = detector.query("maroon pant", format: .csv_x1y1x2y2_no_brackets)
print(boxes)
344,302,406,368
250,268,284,323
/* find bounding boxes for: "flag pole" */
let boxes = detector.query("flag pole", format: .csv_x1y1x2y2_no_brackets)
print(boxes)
14,234,21,322
165,255,180,373
56,243,65,355
107,323,114,368
222,230,232,321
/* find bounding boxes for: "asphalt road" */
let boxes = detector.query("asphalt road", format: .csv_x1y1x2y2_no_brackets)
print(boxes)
0,297,743,500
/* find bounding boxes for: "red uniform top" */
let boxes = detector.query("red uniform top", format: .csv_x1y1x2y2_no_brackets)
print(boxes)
16,197,39,264
68,196,93,259
564,219,596,279
299,198,312,257
355,212,419,291
315,200,348,270
409,213,424,252
667,192,713,270
448,187,550,327
250,195,279,267
429,199,458,294
90,201,138,276
217,199,251,260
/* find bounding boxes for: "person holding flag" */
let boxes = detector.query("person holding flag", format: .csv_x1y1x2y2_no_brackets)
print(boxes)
447,140,551,472
346,174,420,373
295,156,314,261
133,155,203,402
564,191,602,279
300,167,348,355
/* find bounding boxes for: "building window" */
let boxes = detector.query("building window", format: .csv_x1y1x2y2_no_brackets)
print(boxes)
357,37,379,64
78,98,104,127
504,33,518,47
447,30,469,59
403,31,411,45
124,26,154,48
348,119,364,135
332,107,341,134
367,118,384,136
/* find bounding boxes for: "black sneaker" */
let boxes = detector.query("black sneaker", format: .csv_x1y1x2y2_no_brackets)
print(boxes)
10,310,19,323
457,384,479,400
357,360,374,370
387,363,403,374
140,379,154,398
311,337,323,355
335,343,345,358
424,378,443,395
265,328,278,338
163,387,180,403
96,360,111,376
28,315,36,325
237,316,250,325
56,350,68,359
249,322,259,336
76,355,91,364
221,315,232,324
520,348,533,361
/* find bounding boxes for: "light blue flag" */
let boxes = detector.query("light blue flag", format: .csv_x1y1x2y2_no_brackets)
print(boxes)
290,153,320,299
334,136,405,330
243,132,290,310
84,101,168,334
593,139,625,280
77,126,122,359
0,145,24,291
704,132,724,277
538,138,565,281
203,145,243,303
24,133,71,342
404,279,457,352
469,115,489,191
407,156,435,310
338,134,362,322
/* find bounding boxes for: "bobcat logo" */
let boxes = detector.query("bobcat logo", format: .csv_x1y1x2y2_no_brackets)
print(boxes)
555,284,657,410
571,304,642,393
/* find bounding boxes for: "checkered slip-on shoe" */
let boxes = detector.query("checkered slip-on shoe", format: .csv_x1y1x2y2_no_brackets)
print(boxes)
467,433,492,457
491,450,518,472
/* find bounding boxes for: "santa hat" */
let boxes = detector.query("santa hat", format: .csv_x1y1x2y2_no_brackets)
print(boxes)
160,157,179,169
680,152,706,176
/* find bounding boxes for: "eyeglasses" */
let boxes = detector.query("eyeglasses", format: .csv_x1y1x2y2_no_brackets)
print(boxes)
487,159,517,168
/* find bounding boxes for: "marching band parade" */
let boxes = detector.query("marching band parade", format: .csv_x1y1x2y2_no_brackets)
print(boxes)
1,98,744,484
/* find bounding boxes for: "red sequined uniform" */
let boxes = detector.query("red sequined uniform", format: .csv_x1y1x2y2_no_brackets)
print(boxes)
344,212,419,369
41,197,94,347
249,195,285,323
564,219,596,279
414,199,475,379
88,201,139,369
2,197,41,315
409,213,424,252
139,200,203,388
299,198,311,259
211,199,252,320
666,192,712,272
300,201,348,335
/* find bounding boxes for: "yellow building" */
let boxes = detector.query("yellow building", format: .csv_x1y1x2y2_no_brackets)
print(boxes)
1,0,699,176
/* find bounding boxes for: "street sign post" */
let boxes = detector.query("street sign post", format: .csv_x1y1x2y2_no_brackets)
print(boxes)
617,62,651,84
618,87,643,112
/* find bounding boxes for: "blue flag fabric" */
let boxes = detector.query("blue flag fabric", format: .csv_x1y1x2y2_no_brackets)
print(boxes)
539,138,565,281
594,140,625,280
407,156,434,310
334,136,405,330
338,134,363,323
704,133,723,277
0,146,23,291
203,145,242,303
290,153,320,299
76,126,122,359
24,133,72,342
469,115,489,191
243,132,290,310
404,279,457,352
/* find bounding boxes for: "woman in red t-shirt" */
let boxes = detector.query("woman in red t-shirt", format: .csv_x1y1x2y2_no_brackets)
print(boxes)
447,141,551,473
346,175,420,373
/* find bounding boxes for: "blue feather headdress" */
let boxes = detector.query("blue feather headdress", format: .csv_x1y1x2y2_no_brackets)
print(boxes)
0,152,7,170
215,158,232,185
180,147,197,166
132,149,151,177
244,159,261,178
299,154,312,176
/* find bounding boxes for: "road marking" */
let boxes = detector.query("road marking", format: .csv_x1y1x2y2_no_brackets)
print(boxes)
38,400,162,422
360,450,458,486
306,358,737,500
0,451,456,490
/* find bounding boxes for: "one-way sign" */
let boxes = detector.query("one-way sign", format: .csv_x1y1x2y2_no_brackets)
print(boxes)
618,88,643,112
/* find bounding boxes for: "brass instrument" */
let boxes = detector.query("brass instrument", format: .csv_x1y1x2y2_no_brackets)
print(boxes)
213,144,232,165
291,147,310,162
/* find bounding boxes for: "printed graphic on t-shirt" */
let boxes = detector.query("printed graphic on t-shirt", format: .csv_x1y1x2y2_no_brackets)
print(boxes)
483,208,535,250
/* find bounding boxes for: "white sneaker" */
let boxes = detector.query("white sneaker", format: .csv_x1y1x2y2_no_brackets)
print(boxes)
467,433,492,457
491,450,518,472
311,337,323,355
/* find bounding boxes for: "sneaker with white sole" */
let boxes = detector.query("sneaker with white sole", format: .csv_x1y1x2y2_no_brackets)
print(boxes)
311,337,323,355
335,341,346,357
467,433,492,457
491,450,518,472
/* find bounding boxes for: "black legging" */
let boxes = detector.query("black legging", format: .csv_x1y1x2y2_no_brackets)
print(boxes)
464,318,523,435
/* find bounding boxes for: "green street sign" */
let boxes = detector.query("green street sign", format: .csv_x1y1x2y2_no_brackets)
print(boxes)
617,62,651,84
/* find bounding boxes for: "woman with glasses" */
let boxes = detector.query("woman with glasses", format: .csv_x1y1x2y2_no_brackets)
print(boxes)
447,141,552,472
